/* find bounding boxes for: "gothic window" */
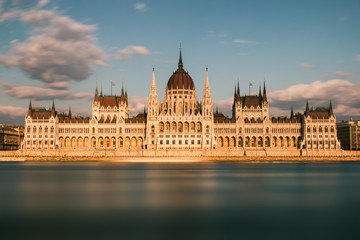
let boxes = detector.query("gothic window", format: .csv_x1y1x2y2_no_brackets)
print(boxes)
27,127,30,133
178,122,183,133
151,125,155,133
190,122,195,133
319,126,322,133
159,122,164,133
325,126,328,133
165,122,170,133
45,127,48,133
39,127,42,134
196,122,202,133
307,127,310,133
331,126,334,133
313,127,316,133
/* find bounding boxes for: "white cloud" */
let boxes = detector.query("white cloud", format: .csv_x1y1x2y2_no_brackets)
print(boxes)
268,79,360,117
2,82,93,101
0,4,107,89
134,3,147,12
333,71,351,78
128,95,148,116
0,9,20,22
212,79,360,118
233,39,258,44
213,98,233,116
0,105,27,118
116,45,150,61
36,0,50,9
300,63,314,68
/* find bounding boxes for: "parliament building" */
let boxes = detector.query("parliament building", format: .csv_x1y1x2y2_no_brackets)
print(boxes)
22,50,342,156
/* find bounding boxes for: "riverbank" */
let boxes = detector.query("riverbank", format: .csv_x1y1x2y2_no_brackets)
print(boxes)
0,149,359,162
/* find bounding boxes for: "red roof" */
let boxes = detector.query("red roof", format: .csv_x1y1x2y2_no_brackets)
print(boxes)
30,108,53,119
242,96,261,107
167,69,195,90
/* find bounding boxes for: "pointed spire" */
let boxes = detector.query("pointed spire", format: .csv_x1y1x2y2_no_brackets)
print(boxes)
329,99,333,116
216,106,218,114
237,80,240,96
52,99,55,110
178,45,183,70
125,84,128,103
69,106,72,118
28,99,32,110
120,82,124,102
259,85,262,98
205,67,209,88
262,81,267,102
306,99,309,111
94,82,99,101
290,106,294,117
100,84,103,97
233,84,237,100
152,67,156,86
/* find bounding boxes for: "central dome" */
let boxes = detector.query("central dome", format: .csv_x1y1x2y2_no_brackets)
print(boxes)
166,49,195,90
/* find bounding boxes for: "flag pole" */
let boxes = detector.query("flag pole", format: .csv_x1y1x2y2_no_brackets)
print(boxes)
249,81,250,96
111,81,113,96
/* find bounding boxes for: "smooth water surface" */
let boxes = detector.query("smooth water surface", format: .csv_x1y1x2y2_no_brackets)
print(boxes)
1,161,360,240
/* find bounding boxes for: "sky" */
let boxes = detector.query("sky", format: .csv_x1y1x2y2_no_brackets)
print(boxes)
0,0,359,125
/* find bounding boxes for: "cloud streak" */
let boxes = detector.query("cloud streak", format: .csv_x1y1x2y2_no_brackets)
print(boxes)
115,45,150,61
300,63,314,68
232,39,258,44
2,83,93,101
333,71,351,78
134,3,147,12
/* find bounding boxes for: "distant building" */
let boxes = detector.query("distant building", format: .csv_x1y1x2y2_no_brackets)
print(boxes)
21,49,341,154
0,125,24,151
337,120,360,150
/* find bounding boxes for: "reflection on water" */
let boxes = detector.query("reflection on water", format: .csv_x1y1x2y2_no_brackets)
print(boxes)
1,161,360,240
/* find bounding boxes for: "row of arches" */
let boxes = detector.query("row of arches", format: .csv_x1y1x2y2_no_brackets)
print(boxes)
216,136,302,149
27,126,54,134
307,125,335,133
159,121,205,134
59,136,144,149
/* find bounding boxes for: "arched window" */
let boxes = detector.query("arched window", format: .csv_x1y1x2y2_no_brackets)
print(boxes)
45,126,48,133
50,126,54,133
39,127,42,134
27,127,30,133
313,127,316,133
331,126,334,133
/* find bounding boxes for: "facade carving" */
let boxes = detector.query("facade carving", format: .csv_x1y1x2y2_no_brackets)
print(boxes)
22,50,341,153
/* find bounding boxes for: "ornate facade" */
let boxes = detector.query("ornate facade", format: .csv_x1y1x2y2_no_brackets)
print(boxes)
22,50,341,154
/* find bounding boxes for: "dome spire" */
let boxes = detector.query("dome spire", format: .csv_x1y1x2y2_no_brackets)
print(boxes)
178,44,183,70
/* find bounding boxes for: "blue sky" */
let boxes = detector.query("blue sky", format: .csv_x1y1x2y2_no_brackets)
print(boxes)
0,0,359,124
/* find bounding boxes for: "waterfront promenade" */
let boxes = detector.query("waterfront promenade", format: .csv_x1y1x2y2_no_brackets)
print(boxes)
1,149,359,161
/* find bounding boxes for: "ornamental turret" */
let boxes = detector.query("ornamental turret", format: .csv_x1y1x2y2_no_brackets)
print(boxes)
202,67,213,118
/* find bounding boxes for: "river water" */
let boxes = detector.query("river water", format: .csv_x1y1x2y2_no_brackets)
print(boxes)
1,161,360,240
